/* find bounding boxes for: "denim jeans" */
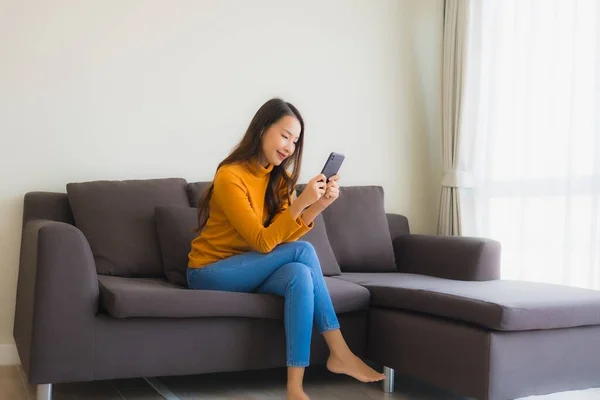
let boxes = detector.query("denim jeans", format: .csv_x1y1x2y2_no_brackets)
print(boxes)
187,241,340,367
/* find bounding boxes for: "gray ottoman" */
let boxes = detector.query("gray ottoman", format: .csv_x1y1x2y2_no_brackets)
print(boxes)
335,273,600,400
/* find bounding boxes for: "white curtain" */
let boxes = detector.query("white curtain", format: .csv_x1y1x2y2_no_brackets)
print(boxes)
437,0,473,236
463,0,600,290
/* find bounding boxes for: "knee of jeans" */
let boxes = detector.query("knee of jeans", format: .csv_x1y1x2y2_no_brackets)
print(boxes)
285,241,312,251
288,263,314,292
295,240,315,251
298,241,323,272
293,241,318,259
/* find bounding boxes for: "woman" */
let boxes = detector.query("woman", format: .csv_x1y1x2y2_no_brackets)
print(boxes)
188,98,385,400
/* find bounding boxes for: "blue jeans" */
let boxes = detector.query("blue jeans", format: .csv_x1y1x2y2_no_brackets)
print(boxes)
187,241,340,367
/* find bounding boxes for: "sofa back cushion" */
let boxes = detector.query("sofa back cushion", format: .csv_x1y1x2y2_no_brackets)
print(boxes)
67,178,189,277
297,214,341,276
155,206,198,286
186,181,211,207
321,186,396,272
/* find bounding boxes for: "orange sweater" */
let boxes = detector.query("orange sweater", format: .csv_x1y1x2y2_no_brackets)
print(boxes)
188,161,313,268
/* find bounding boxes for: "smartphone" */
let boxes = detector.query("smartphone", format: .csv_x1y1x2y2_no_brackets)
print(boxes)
320,152,345,182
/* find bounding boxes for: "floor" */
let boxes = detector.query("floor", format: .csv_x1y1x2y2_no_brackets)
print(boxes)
1,364,599,400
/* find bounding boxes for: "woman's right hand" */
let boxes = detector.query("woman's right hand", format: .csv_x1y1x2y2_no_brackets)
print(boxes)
299,174,327,207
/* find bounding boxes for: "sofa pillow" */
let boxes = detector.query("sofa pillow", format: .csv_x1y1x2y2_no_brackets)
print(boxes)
321,186,396,272
66,178,189,276
155,206,198,286
299,214,341,276
186,181,211,207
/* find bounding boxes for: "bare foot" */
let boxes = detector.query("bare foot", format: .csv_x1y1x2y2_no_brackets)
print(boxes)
286,388,310,400
326,354,386,383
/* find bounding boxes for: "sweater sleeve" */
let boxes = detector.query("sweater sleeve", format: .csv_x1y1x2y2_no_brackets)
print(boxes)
271,189,314,242
212,168,306,253
283,224,313,242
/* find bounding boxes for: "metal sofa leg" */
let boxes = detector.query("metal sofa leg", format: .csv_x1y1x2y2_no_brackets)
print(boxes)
144,377,180,400
382,366,395,392
37,384,52,400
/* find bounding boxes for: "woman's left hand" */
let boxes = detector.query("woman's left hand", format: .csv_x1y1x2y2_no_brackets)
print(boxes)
316,175,340,209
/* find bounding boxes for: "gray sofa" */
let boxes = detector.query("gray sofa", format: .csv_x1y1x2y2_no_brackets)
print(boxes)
13,178,600,400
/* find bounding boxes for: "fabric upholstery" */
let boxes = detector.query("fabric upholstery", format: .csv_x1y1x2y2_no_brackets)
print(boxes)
93,311,367,380
297,214,341,276
321,186,396,272
155,206,198,286
335,272,600,331
22,192,74,225
368,308,600,400
66,178,189,277
393,234,501,281
14,220,98,384
367,308,490,400
488,324,600,400
18,188,600,400
186,181,211,208
386,213,410,239
98,275,370,319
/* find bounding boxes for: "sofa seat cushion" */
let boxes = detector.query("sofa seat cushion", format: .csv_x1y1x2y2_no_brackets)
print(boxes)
98,275,370,319
334,273,600,331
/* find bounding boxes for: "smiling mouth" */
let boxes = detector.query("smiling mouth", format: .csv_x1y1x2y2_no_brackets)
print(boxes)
277,151,287,160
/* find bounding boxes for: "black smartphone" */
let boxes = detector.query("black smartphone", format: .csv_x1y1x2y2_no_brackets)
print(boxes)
320,152,345,182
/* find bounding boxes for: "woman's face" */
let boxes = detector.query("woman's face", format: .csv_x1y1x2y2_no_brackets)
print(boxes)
260,115,301,167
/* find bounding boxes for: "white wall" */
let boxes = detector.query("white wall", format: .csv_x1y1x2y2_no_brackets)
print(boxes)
0,0,443,359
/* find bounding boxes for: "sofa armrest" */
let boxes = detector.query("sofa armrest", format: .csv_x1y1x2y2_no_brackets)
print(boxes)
13,220,99,384
393,234,501,281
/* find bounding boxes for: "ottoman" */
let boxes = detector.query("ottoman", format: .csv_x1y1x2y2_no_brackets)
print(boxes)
334,272,600,400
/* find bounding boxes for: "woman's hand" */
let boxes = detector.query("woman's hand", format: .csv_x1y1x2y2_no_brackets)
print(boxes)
288,174,326,221
297,174,327,207
296,175,340,226
315,175,340,209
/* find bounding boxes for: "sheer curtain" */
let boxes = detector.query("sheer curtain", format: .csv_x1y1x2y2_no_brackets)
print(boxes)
463,0,600,289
